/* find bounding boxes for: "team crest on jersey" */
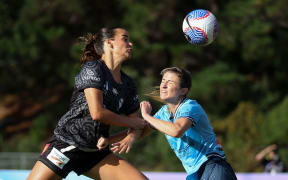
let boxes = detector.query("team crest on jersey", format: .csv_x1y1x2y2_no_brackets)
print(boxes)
47,147,70,169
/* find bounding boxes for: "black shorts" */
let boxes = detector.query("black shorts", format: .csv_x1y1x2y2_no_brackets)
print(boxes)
38,135,111,178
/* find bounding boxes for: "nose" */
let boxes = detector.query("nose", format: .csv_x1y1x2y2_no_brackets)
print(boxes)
161,81,168,88
128,42,133,47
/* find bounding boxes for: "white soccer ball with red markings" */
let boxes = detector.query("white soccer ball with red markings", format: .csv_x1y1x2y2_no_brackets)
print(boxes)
182,9,218,46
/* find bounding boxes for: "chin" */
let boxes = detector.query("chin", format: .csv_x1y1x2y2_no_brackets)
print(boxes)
123,55,131,61
127,53,132,59
160,95,168,102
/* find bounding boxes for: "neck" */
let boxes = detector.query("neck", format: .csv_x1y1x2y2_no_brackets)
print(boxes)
167,97,184,115
102,54,122,83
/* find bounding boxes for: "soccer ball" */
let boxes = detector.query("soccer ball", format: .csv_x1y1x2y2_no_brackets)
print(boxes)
182,9,218,46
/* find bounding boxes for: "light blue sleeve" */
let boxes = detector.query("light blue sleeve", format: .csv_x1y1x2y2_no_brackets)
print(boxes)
153,107,163,119
177,103,202,124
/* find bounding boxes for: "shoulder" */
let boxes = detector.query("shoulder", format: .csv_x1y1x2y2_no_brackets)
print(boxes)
74,60,106,89
155,105,168,116
81,60,104,72
181,99,201,110
176,99,206,123
178,99,205,117
78,60,106,78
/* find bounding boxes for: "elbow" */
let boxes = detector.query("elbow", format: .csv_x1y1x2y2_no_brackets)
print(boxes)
171,129,183,138
91,112,103,122
255,156,262,162
169,124,184,138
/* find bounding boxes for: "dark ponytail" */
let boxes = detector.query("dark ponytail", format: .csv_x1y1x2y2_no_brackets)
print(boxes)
78,28,117,64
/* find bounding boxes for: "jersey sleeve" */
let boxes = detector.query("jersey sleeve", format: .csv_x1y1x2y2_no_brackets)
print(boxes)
74,61,105,91
177,103,202,124
153,109,162,119
153,105,170,120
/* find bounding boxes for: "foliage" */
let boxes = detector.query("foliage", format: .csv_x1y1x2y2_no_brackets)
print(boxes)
0,0,288,172
220,102,264,172
259,96,288,168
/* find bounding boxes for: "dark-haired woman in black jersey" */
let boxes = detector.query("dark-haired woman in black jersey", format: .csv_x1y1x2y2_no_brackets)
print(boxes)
27,28,148,180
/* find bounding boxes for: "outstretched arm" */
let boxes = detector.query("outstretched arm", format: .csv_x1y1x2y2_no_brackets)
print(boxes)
97,130,128,150
255,144,277,161
84,88,146,129
140,101,193,138
99,112,147,154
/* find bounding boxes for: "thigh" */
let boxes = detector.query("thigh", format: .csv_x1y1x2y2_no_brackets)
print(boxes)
27,161,62,180
84,153,148,180
199,158,237,180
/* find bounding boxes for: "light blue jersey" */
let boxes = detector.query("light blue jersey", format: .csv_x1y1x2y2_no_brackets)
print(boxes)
154,98,225,176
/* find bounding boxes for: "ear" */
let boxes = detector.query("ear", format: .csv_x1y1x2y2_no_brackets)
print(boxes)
181,88,189,96
106,39,114,49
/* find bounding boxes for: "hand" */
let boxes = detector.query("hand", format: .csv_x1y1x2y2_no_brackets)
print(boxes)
97,136,109,150
140,101,152,118
110,133,136,154
269,144,277,151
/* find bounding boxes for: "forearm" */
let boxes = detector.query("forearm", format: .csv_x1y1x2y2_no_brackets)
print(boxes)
95,108,140,128
143,114,179,137
84,88,142,129
128,128,143,140
107,128,144,144
138,124,154,139
256,145,275,161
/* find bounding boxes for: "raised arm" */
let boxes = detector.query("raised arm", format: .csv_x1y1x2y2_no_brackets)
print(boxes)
140,101,193,138
108,112,145,154
255,144,277,161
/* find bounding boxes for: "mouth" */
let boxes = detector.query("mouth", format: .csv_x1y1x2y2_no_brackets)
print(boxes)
127,48,132,53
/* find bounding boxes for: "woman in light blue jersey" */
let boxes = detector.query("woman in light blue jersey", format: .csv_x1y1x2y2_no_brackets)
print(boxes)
139,67,237,180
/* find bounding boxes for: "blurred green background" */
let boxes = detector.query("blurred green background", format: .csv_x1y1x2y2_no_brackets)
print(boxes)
0,0,288,173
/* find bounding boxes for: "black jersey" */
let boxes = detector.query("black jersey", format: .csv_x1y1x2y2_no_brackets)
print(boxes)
54,60,139,150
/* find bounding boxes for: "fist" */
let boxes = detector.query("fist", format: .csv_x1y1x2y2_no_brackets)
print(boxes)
140,101,152,116
97,136,109,150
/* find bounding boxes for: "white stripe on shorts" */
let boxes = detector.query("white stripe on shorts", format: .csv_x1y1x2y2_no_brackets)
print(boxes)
60,145,76,153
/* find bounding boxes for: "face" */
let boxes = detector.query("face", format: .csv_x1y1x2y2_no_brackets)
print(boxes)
268,151,276,159
111,28,133,60
160,72,185,104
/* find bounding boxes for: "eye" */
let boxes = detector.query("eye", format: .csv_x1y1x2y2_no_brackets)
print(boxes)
160,79,166,84
168,81,174,86
122,36,128,42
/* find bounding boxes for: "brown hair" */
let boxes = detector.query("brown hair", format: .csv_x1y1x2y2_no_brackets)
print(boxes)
161,67,192,90
78,28,117,64
146,67,192,102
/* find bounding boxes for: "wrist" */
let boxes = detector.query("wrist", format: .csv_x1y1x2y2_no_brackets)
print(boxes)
105,137,111,144
127,129,141,140
127,133,137,142
142,113,150,120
